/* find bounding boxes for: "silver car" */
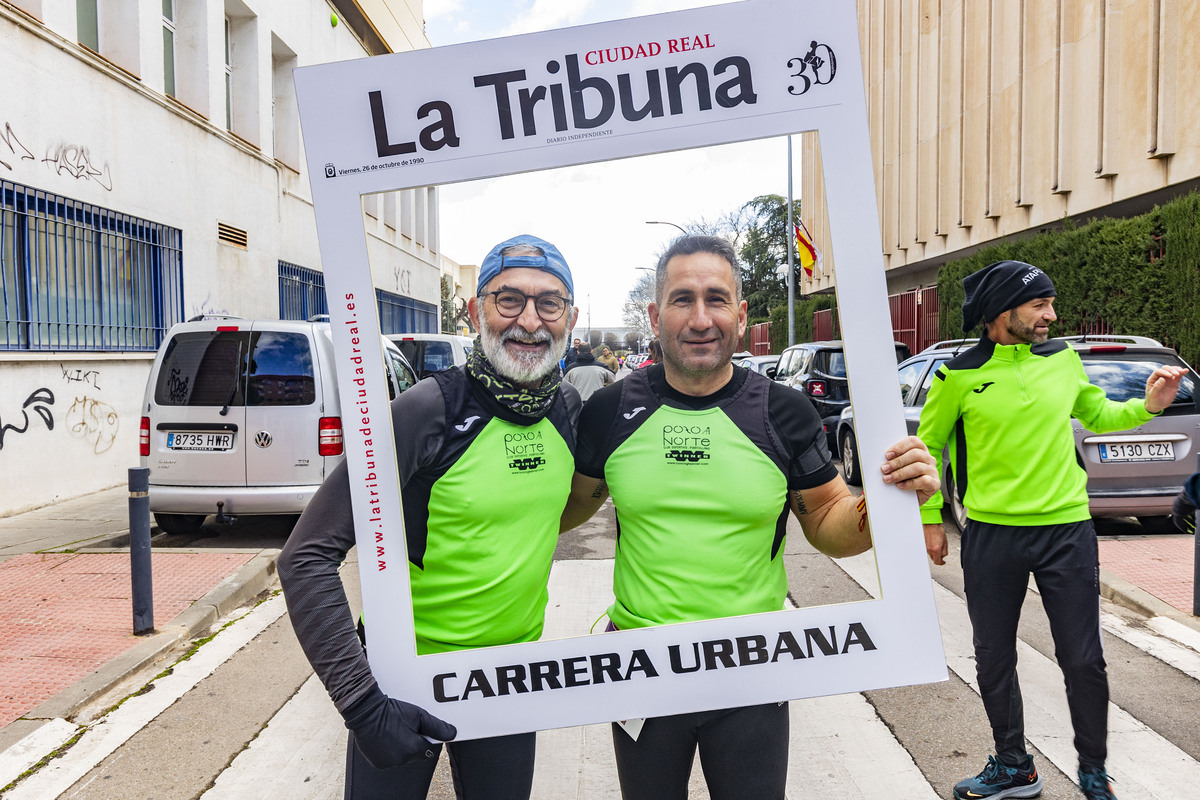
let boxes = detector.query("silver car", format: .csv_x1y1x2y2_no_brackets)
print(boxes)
140,316,416,535
836,335,1198,533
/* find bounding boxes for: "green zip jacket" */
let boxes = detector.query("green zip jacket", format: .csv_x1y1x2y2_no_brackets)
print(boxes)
917,337,1157,526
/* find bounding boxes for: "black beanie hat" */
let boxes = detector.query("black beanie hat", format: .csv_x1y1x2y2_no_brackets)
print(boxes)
961,260,1057,332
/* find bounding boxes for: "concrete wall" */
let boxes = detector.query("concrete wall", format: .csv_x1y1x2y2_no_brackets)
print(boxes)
800,0,1200,296
1,355,153,515
0,0,436,516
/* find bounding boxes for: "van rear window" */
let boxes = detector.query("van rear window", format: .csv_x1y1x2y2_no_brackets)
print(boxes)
155,330,315,407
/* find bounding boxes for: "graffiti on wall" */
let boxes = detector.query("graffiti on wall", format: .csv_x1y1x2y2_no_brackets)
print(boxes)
394,266,412,295
0,122,35,171
0,120,114,191
62,366,102,391
190,293,230,319
43,143,114,191
66,396,120,454
0,388,55,451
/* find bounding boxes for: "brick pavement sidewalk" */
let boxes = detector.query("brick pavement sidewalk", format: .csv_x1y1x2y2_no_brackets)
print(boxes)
1099,535,1196,616
0,551,254,729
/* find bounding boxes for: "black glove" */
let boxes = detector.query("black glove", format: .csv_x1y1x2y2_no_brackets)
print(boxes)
342,684,457,770
1172,473,1200,534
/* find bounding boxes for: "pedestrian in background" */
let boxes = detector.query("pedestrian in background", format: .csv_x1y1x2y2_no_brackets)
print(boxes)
1171,472,1200,533
638,339,661,368
562,234,938,800
917,260,1184,800
597,345,620,372
278,234,581,800
564,342,616,400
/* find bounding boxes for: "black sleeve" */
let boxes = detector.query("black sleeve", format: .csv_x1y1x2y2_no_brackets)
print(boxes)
277,379,447,716
277,461,375,715
767,381,839,490
573,381,622,478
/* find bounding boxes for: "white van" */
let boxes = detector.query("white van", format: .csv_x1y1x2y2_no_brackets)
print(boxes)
386,332,474,379
139,315,416,535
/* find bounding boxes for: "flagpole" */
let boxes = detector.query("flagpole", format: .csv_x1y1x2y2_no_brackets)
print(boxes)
786,136,795,347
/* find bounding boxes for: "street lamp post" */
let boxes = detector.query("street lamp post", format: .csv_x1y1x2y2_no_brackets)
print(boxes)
645,220,687,235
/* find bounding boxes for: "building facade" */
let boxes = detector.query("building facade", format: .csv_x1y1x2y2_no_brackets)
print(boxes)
799,0,1200,297
0,0,441,515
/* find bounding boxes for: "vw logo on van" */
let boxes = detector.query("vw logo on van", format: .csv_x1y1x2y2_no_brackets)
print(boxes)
254,431,274,448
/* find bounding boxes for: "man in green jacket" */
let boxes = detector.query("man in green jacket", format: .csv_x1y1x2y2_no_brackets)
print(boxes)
917,260,1185,800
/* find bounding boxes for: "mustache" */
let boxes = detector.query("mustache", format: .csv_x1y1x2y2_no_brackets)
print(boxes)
500,328,552,345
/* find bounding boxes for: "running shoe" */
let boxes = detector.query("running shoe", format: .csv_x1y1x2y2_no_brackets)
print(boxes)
953,755,1043,799
1078,767,1117,800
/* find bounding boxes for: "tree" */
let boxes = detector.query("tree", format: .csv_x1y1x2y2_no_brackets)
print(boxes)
440,275,472,334
738,194,800,321
622,271,656,345
603,332,620,350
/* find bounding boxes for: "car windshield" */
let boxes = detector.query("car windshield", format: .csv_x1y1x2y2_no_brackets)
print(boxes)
1080,352,1196,407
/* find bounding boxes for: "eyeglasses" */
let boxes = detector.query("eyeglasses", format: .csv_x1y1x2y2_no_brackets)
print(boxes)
481,290,571,321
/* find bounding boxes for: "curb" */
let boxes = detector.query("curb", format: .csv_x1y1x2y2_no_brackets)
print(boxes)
1099,566,1200,633
0,550,280,756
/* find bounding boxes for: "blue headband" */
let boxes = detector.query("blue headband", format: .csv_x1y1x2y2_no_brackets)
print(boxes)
477,234,574,298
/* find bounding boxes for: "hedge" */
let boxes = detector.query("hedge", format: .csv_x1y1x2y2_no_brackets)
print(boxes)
769,295,838,352
937,192,1200,368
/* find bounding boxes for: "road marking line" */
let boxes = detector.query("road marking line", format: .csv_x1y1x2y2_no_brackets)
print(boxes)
201,674,344,800
0,718,80,790
834,552,1200,800
5,594,288,800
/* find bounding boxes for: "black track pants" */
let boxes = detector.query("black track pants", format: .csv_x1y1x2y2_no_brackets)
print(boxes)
960,518,1108,770
345,730,536,800
611,702,789,800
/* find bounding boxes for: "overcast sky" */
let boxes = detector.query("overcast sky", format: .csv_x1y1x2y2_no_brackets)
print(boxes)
419,0,800,330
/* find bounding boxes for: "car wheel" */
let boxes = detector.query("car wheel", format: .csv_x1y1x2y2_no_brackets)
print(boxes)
154,513,207,536
1136,515,1178,534
840,429,862,486
948,470,969,532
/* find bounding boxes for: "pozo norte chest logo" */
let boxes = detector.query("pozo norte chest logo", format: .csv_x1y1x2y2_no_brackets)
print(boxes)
662,424,711,464
505,430,547,472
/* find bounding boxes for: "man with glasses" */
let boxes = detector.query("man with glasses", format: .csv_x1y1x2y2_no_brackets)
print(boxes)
280,234,580,800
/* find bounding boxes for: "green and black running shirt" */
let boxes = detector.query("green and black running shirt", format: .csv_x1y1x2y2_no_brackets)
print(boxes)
278,368,579,714
575,364,838,630
917,337,1157,527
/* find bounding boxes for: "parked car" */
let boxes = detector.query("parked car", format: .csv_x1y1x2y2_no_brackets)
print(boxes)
735,354,780,378
836,335,1199,533
140,315,417,535
386,332,473,380
624,353,647,369
774,339,912,451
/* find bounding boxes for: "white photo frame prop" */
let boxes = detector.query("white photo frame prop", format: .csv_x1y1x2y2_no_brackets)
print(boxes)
295,0,946,740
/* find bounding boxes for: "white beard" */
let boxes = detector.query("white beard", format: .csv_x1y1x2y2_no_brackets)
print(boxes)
479,320,567,385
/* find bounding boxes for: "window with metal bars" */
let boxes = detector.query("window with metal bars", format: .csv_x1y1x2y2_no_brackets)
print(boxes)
0,180,184,351
278,261,327,321
377,289,437,336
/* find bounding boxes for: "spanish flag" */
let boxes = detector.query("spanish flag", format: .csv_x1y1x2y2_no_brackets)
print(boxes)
794,221,820,279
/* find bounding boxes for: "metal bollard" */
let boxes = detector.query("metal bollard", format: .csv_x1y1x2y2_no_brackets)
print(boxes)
129,467,155,635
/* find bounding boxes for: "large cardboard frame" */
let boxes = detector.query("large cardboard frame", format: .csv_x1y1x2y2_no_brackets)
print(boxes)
295,0,946,740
